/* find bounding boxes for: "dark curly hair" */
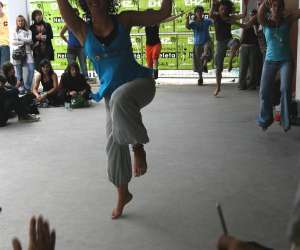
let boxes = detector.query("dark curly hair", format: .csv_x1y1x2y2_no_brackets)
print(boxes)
218,0,235,14
76,0,120,19
65,62,81,76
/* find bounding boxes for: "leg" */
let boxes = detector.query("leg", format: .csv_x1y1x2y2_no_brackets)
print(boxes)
193,45,204,85
67,47,77,64
152,43,161,80
0,46,10,68
257,61,278,130
146,45,153,68
214,41,227,96
279,61,293,131
77,48,89,79
247,46,259,90
24,63,35,91
105,98,133,219
228,39,240,72
15,64,23,83
238,46,249,90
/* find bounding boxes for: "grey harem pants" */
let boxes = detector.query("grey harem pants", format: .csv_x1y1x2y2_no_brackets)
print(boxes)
105,77,156,187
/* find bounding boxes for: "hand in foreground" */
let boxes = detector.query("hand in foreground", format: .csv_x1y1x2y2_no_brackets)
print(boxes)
12,216,56,250
218,235,274,250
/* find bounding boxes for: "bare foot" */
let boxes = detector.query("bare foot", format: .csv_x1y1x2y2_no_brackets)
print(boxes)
214,88,220,96
132,144,147,177
112,192,133,219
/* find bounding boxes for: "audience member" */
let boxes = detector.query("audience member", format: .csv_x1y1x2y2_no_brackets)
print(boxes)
30,10,54,70
12,216,55,250
32,59,63,107
0,1,10,70
58,62,91,108
0,75,39,126
12,15,35,93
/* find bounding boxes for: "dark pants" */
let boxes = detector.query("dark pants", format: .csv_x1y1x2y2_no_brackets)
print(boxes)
238,44,259,89
0,89,27,126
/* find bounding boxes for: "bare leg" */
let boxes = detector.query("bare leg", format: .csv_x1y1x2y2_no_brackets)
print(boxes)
153,59,159,79
133,144,147,177
228,43,240,72
214,71,222,96
112,184,133,219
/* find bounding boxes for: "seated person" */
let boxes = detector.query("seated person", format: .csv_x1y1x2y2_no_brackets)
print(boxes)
2,62,22,91
2,62,39,115
0,75,39,126
58,62,91,108
32,59,63,107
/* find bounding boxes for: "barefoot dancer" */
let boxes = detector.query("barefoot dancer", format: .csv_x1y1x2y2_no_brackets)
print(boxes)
55,0,172,219
209,0,246,96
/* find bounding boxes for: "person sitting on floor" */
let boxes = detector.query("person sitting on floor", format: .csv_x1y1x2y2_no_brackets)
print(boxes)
32,59,63,107
0,75,39,126
2,62,39,115
58,62,91,108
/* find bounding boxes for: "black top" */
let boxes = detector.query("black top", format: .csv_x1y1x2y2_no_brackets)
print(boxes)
240,27,258,45
59,73,91,93
214,16,232,42
30,21,54,60
41,75,54,92
145,25,161,46
95,16,118,46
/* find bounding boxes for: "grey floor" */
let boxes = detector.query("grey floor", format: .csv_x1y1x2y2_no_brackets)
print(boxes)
1,84,300,250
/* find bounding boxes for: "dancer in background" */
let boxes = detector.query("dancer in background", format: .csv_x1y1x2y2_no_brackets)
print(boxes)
56,0,172,219
257,0,300,131
210,0,246,96
60,8,89,79
186,6,213,86
145,11,183,80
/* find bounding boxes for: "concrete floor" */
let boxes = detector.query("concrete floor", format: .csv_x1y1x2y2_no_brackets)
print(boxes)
1,84,300,250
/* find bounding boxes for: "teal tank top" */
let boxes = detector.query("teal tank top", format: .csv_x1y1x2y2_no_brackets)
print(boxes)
84,18,152,102
263,21,291,61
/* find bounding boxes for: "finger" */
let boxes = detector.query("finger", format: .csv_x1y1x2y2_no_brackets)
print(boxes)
29,217,37,244
50,230,56,250
43,221,51,247
12,238,22,250
37,216,44,243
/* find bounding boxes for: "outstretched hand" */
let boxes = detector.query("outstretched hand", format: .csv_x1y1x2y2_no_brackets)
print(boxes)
218,235,274,250
12,216,56,250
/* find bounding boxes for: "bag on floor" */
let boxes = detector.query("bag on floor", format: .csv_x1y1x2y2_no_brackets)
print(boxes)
70,95,90,109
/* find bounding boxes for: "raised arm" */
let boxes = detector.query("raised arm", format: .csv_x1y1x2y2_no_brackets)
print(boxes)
230,4,247,20
233,14,257,29
56,0,87,45
209,0,219,19
117,0,172,29
185,13,192,29
161,12,183,23
60,25,68,44
258,0,269,25
287,9,300,24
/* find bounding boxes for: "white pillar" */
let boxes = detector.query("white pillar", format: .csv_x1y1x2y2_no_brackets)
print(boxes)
297,18,300,101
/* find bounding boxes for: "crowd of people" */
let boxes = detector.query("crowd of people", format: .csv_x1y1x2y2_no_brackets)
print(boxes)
0,1,93,127
1,0,300,248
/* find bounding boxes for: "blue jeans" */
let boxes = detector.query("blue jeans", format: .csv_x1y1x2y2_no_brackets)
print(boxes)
15,62,35,91
67,47,88,78
0,45,10,68
257,60,292,130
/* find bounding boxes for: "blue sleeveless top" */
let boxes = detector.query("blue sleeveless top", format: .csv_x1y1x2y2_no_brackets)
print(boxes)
263,21,291,61
83,19,152,102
